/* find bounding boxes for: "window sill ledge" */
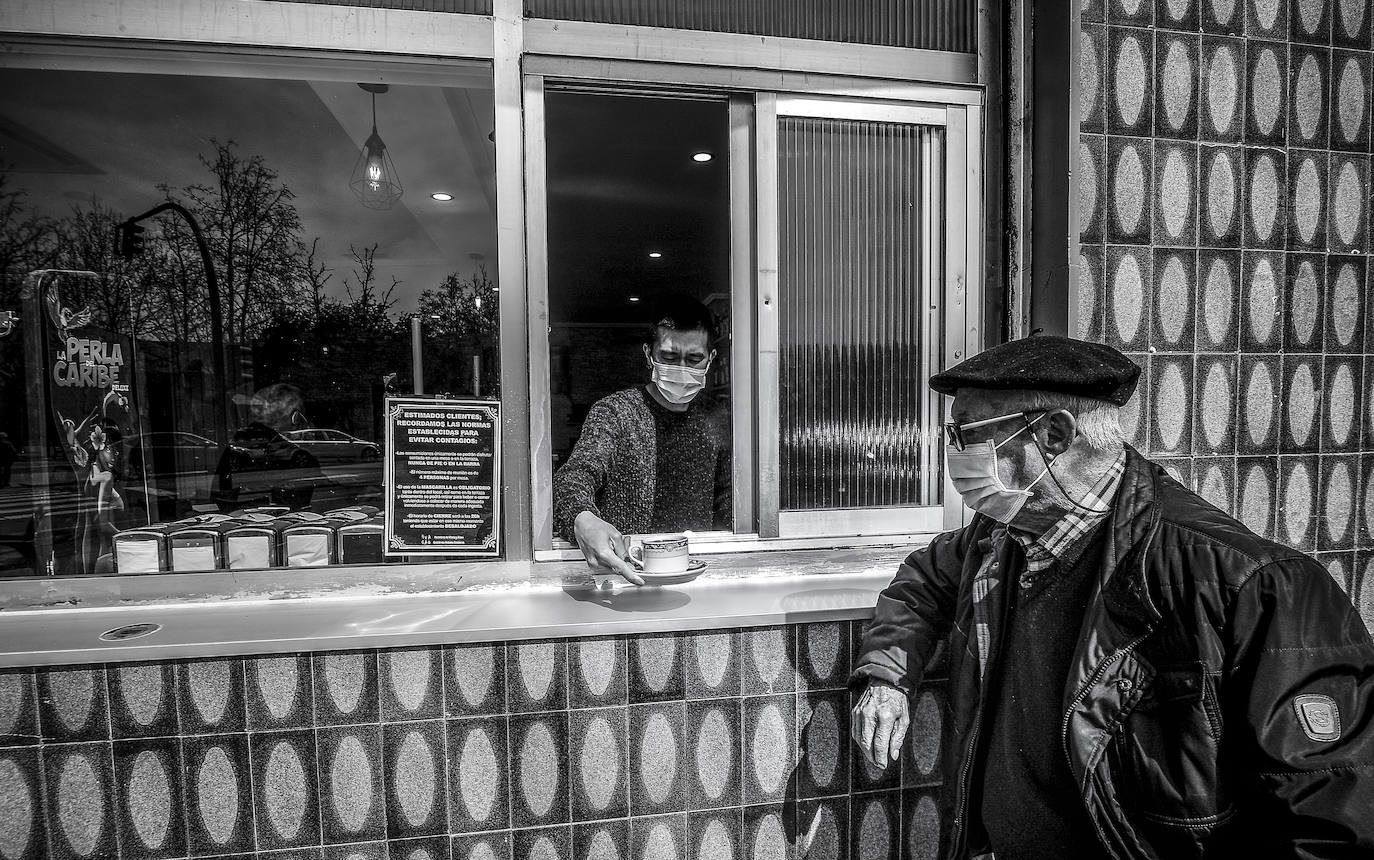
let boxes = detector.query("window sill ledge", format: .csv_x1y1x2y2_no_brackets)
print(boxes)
0,545,917,668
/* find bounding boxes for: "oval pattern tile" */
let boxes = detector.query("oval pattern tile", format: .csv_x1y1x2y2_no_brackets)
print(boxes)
1112,253,1144,342
1283,463,1314,545
1294,54,1324,142
1365,475,1374,545
1164,0,1189,20
49,670,96,734
255,657,299,720
1329,364,1356,445
912,691,942,775
908,796,941,860
1250,48,1282,136
468,841,501,860
0,675,24,736
805,700,840,788
1079,142,1099,228
1211,0,1237,24
578,715,621,812
1114,35,1147,127
1341,0,1368,37
1249,154,1279,242
1200,464,1230,513
452,646,495,710
805,624,841,681
1288,363,1317,446
1245,364,1275,445
750,629,786,687
1292,158,1322,245
1080,33,1100,121
395,730,437,828
57,754,103,856
586,829,621,860
639,712,677,805
1253,0,1280,29
1333,162,1362,247
458,728,499,823
752,812,787,860
1326,461,1354,544
858,801,891,858
800,804,841,859
693,633,731,691
751,703,788,795
1157,255,1189,345
518,721,559,817
1113,145,1146,236
1078,254,1097,339
119,665,164,727
1207,46,1238,134
636,637,677,693
264,740,308,840
128,750,172,851
1297,0,1323,34
325,654,367,716
197,746,238,845
578,639,617,698
1206,151,1236,239
0,758,34,860
1201,364,1232,450
330,736,374,833
1203,258,1233,346
644,822,678,860
1292,261,1319,346
1332,264,1361,347
517,643,556,702
699,820,735,860
1160,149,1192,240
1155,363,1187,451
1239,465,1272,535
1247,258,1279,343
1162,41,1193,131
694,707,733,801
187,661,232,727
387,650,432,715
529,835,559,860
1338,59,1367,145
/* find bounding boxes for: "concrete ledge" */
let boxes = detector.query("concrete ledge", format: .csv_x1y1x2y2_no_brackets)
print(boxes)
0,546,910,667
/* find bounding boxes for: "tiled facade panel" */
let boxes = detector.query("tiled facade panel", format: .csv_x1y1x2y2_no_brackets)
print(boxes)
1079,0,1374,631
0,623,944,859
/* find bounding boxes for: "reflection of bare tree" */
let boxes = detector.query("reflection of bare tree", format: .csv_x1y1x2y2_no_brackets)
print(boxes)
0,170,57,307
417,264,501,395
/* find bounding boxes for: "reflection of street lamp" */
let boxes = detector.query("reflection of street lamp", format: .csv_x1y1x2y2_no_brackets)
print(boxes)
410,313,441,396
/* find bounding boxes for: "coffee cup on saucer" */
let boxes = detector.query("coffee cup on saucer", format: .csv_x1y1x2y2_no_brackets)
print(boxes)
626,534,690,573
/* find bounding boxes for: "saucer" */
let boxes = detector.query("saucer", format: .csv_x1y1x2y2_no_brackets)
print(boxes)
633,558,707,585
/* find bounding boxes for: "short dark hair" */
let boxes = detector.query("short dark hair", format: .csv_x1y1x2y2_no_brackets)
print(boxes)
644,294,718,346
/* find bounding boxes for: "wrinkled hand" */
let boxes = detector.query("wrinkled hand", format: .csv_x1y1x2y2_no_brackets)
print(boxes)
573,510,644,586
851,681,910,769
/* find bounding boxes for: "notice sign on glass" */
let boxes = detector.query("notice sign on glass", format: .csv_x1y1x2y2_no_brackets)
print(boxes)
384,398,501,557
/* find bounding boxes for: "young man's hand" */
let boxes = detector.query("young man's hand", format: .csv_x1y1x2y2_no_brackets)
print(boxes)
573,510,644,586
851,680,910,769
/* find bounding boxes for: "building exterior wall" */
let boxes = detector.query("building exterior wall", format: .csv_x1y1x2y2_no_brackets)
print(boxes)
1077,0,1374,629
0,622,947,859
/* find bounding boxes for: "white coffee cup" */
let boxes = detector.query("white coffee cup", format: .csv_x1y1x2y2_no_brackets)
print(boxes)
627,534,690,573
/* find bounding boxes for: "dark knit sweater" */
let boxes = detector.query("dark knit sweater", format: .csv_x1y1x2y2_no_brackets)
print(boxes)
552,386,730,543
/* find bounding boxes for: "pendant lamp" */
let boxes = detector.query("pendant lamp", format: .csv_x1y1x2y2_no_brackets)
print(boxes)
349,83,404,210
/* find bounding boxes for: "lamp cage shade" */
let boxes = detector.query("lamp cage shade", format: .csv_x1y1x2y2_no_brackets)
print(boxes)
349,129,404,210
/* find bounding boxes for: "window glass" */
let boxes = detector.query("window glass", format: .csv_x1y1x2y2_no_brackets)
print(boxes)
0,65,496,577
543,92,732,546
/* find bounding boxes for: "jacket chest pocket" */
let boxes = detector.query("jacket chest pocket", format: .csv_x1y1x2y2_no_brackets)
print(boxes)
1110,662,1231,827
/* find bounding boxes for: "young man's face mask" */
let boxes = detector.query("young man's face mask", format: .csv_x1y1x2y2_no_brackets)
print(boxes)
645,328,715,405
651,359,710,404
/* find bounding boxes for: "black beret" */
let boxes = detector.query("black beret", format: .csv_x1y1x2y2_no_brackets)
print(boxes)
928,335,1141,405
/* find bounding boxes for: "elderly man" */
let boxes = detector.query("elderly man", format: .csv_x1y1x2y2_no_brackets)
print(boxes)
851,335,1374,859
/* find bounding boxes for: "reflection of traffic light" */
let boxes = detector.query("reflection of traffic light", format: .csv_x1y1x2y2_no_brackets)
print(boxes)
116,219,145,260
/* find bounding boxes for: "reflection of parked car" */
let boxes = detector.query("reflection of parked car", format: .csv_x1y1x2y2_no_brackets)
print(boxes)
283,429,380,463
226,424,317,470
126,431,218,477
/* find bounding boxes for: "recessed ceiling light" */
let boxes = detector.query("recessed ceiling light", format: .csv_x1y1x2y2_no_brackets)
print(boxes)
430,192,454,201
648,252,662,259
692,152,713,162
628,296,641,302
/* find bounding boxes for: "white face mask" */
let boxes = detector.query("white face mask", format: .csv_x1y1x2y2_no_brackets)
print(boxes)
945,416,1050,524
651,359,710,404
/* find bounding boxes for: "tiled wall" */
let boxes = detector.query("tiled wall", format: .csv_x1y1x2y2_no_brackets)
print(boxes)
1077,0,1374,629
0,622,946,860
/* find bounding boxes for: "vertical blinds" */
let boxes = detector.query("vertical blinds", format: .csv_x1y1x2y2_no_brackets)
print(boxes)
524,0,976,52
778,117,944,511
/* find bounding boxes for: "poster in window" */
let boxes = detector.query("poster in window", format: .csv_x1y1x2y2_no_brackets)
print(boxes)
384,397,500,557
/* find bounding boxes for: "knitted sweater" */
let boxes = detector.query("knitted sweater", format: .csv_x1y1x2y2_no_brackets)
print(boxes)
552,386,730,543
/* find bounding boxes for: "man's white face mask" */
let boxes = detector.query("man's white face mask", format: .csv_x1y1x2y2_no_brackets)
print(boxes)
945,412,1050,524
650,359,710,404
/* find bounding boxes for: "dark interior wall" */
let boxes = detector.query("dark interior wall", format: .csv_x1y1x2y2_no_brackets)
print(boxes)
1075,0,1374,626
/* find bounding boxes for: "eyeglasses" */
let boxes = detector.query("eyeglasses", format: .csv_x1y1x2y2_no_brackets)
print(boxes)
943,410,1044,451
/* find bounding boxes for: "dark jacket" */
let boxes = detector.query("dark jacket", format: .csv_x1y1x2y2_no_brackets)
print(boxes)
853,447,1374,859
